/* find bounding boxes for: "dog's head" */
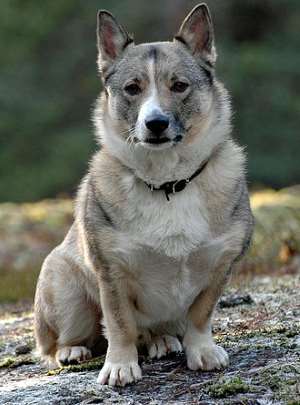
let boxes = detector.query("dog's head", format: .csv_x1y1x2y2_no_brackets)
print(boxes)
95,4,229,153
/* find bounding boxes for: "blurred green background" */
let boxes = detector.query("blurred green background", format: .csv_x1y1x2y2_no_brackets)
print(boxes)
0,0,299,203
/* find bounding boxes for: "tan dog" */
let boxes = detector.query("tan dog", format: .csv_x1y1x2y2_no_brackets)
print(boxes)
34,3,254,387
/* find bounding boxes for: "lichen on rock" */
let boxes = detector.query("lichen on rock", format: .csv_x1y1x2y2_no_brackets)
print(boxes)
0,274,299,404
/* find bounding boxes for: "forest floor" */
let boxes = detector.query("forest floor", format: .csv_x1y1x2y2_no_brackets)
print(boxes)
1,272,299,405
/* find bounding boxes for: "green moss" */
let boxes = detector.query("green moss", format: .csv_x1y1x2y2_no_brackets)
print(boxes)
0,355,36,369
208,376,249,398
285,329,300,338
0,357,15,368
255,363,300,402
221,324,300,341
13,356,36,368
47,356,105,376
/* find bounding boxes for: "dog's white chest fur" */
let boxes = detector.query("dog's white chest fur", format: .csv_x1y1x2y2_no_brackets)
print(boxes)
114,175,211,325
167,260,201,312
134,258,201,326
120,174,210,259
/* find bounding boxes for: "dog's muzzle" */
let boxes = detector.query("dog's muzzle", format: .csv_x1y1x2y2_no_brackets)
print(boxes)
144,113,170,144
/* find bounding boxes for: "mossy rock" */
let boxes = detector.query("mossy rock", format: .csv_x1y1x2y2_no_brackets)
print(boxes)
208,376,249,398
47,356,105,376
0,355,36,369
244,186,300,273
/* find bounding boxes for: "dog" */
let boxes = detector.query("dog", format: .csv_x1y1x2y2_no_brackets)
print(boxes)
34,3,254,387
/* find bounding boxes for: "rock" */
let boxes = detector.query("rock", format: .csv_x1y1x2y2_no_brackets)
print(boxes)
0,274,299,404
218,294,254,308
15,344,32,356
243,187,300,274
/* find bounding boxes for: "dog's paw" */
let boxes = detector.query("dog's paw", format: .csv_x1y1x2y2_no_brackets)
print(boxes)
186,343,229,371
56,346,92,366
147,335,182,359
97,360,142,386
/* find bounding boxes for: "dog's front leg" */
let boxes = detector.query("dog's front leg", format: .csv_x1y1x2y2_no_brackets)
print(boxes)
184,223,249,371
97,270,141,386
183,276,229,371
183,252,238,371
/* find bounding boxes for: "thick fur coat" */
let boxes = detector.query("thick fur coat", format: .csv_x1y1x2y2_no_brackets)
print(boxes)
34,4,254,386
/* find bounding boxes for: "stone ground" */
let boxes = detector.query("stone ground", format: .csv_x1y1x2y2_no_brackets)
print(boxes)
0,274,299,405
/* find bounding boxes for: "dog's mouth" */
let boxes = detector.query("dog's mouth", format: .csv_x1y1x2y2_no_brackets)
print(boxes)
140,134,184,150
145,137,170,145
140,138,173,150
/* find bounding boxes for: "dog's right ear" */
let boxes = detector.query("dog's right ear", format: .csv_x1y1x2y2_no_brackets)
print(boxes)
97,11,133,77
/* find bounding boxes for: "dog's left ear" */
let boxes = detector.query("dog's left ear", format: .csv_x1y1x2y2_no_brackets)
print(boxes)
175,3,216,66
97,10,133,77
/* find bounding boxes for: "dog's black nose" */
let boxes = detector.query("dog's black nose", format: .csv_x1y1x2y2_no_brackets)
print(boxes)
145,114,169,135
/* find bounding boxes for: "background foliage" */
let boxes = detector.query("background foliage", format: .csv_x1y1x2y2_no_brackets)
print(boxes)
0,0,299,202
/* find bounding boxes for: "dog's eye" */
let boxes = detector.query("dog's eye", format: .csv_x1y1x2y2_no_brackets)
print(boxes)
124,83,141,96
171,81,189,93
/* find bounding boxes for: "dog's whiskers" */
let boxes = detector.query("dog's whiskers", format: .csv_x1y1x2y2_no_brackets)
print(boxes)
125,128,136,147
119,128,133,136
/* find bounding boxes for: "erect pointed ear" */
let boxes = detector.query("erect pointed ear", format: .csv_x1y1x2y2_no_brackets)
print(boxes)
175,3,216,66
97,10,133,77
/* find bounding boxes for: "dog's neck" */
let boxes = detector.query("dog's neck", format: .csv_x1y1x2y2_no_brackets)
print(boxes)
96,109,231,187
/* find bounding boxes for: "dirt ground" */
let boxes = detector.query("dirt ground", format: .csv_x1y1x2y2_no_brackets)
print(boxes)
0,273,299,405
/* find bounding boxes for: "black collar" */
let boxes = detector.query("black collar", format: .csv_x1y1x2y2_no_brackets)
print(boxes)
145,159,209,201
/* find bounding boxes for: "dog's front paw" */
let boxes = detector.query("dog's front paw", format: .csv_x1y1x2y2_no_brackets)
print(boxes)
147,335,182,359
186,343,229,371
97,344,142,386
97,360,142,386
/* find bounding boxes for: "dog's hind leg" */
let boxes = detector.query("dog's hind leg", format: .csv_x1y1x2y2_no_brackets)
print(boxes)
147,334,183,359
34,247,103,367
34,295,57,364
144,320,185,359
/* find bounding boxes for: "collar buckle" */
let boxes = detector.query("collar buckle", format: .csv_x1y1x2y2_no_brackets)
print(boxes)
172,181,177,194
173,179,188,194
